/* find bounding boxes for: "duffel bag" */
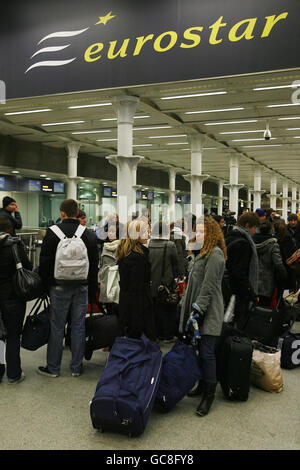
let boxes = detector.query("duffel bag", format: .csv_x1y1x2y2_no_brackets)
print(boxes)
277,325,300,370
21,297,50,351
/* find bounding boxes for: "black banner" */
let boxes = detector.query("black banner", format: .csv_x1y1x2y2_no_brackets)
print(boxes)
1,0,299,99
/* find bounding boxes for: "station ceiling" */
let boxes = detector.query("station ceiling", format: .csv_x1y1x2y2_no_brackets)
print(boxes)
1,67,300,192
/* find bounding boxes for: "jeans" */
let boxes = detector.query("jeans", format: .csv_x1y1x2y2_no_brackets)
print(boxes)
47,285,88,375
0,299,26,380
198,335,218,384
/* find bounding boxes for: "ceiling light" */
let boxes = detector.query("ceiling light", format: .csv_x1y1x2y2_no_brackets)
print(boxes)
134,115,150,119
133,126,172,131
205,120,257,126
71,130,111,135
132,144,153,147
185,107,244,114
254,85,298,91
68,102,112,109
286,128,300,131
267,103,300,108
40,174,47,177
96,138,118,142
293,136,300,138
242,144,283,148
12,170,19,174
45,177,51,180
148,134,186,139
100,118,117,121
232,138,276,142
161,91,227,100
166,142,188,145
278,116,300,120
42,121,85,126
5,108,52,115
220,130,265,135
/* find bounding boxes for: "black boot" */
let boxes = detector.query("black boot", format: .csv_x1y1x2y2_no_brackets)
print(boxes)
187,380,204,397
196,381,217,417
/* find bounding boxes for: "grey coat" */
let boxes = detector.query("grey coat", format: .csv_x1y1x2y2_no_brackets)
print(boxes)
254,237,287,298
179,246,225,336
148,239,179,298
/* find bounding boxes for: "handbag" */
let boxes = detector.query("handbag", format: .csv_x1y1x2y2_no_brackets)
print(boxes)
284,287,300,307
21,297,51,351
157,243,180,305
243,298,282,346
250,341,283,393
11,242,44,301
286,249,300,275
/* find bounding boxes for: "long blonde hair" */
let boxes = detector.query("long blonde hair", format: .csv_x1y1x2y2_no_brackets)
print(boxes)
116,219,149,260
192,216,227,260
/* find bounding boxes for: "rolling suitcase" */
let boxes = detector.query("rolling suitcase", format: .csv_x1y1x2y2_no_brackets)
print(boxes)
219,335,253,401
90,334,162,437
155,341,202,412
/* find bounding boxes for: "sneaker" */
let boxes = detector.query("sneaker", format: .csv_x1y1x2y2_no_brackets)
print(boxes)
8,372,25,384
38,366,59,378
71,365,83,377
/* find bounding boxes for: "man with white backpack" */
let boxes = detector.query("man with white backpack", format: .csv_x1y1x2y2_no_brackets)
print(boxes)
38,199,98,378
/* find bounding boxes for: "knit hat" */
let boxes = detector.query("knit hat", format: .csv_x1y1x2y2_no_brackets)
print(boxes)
2,196,16,209
255,208,266,217
288,213,298,222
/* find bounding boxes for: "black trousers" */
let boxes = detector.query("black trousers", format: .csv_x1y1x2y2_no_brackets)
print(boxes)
153,298,177,340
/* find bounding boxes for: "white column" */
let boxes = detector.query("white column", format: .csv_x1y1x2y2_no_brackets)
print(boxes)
281,180,289,222
217,180,225,216
167,167,178,223
247,188,252,211
66,142,81,200
252,165,264,210
183,135,209,217
224,155,243,217
298,188,300,213
106,95,143,224
291,184,297,214
269,172,278,211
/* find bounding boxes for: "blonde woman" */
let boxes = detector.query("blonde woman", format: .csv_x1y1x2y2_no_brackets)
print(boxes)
116,219,156,341
179,217,227,417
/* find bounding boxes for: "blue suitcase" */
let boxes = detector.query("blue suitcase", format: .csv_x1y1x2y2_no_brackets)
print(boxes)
90,334,162,437
155,341,202,413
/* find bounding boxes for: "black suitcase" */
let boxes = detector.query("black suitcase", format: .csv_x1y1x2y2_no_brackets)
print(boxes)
219,335,253,401
85,312,123,360
215,323,248,381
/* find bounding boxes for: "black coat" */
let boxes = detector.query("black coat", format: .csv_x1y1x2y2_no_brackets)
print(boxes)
276,232,297,291
225,229,255,299
0,209,22,235
0,233,32,300
118,244,156,341
39,218,99,301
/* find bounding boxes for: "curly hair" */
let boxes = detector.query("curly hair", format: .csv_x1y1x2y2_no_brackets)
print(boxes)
199,216,227,260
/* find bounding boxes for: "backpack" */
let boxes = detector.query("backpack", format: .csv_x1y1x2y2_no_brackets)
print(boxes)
50,224,89,281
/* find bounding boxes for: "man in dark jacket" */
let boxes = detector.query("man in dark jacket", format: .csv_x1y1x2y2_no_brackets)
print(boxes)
0,197,22,235
225,212,260,329
38,199,99,378
287,213,300,249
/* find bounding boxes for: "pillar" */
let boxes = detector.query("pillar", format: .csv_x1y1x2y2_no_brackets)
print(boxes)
224,155,243,217
167,167,179,223
252,165,264,211
217,180,225,216
291,184,298,214
281,180,289,222
183,135,209,217
106,95,143,224
269,172,278,211
66,142,81,200
247,188,252,211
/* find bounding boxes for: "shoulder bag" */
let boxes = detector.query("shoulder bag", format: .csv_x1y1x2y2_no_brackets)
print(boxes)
157,243,180,305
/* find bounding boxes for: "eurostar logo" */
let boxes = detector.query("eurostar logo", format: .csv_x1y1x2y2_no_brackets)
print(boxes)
25,12,117,74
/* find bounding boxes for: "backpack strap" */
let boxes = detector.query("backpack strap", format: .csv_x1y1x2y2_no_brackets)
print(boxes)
74,224,86,239
49,225,66,240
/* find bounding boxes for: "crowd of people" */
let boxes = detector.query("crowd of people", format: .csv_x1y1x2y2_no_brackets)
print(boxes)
0,196,300,417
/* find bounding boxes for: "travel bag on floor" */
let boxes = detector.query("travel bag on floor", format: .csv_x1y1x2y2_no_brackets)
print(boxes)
155,341,202,412
90,334,162,437
219,335,253,401
242,303,282,346
85,308,122,360
277,326,300,370
21,297,50,351
250,341,283,393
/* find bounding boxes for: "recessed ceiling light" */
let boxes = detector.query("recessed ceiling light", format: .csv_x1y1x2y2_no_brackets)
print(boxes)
132,144,153,147
185,107,244,114
12,170,19,174
40,174,47,177
254,85,298,91
148,134,186,139
232,138,276,142
68,103,112,109
96,138,117,142
71,130,111,135
5,108,52,115
286,128,300,131
278,116,300,120
133,126,172,131
42,121,85,126
242,144,283,148
205,120,258,126
45,177,51,180
220,130,265,135
293,136,300,138
161,91,227,100
267,103,300,108
166,142,188,145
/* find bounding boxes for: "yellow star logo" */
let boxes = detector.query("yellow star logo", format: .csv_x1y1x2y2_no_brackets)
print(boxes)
95,11,116,26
